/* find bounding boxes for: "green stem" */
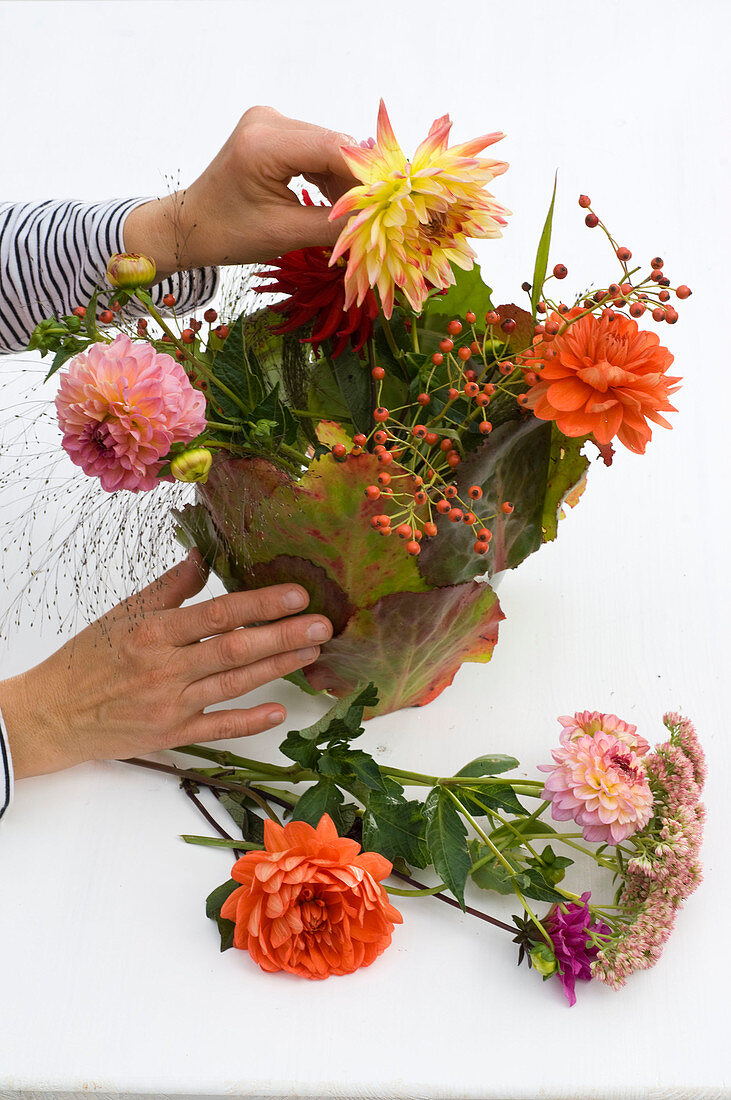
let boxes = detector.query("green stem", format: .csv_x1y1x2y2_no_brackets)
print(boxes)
381,316,406,364
175,744,297,778
385,883,447,897
181,835,261,850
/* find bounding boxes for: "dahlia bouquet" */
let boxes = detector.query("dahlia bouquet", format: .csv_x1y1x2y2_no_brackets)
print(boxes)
29,101,687,717
26,102,703,1001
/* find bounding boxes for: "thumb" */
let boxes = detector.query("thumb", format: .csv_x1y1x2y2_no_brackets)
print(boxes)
120,550,210,617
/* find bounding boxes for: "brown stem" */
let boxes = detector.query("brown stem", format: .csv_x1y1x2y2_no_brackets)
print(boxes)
389,869,516,933
181,782,245,859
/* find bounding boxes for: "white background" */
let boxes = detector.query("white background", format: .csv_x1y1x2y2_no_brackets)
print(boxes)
0,1,729,1098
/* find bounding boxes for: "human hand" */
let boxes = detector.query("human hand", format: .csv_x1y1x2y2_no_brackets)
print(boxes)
124,105,359,277
0,552,332,780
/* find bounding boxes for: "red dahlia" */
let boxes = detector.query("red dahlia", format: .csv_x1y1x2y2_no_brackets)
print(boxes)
255,195,378,359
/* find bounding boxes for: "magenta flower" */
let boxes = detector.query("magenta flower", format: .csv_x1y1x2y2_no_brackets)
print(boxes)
56,334,207,492
539,727,654,845
544,892,610,1006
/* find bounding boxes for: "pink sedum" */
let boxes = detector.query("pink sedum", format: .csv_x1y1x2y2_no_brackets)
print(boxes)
539,727,654,845
55,334,207,492
557,711,650,757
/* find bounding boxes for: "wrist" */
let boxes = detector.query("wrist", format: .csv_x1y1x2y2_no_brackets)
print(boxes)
0,672,76,780
123,193,197,281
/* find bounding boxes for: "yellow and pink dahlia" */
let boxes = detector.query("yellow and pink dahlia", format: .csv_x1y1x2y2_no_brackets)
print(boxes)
329,100,510,318
56,334,207,492
558,711,650,757
539,724,654,845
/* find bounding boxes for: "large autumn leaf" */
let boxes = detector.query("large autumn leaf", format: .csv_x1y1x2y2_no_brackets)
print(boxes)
198,449,430,610
302,580,504,717
417,417,589,587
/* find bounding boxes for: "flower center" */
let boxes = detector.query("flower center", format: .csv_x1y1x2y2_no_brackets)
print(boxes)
423,210,448,240
300,895,328,933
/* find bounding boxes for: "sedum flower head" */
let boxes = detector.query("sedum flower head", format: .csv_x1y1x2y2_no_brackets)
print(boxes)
329,100,510,318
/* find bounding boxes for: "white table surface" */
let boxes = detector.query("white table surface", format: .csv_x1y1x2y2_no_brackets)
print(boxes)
0,2,729,1097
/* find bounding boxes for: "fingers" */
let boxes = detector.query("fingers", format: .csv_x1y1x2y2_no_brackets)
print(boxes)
180,611,332,681
110,551,209,621
163,583,313,647
182,702,289,744
267,201,350,252
268,127,359,190
184,642,321,710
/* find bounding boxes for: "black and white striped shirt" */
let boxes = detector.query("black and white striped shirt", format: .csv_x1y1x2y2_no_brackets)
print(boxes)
0,198,220,820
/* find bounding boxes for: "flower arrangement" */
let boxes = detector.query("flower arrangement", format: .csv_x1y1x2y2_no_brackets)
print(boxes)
26,101,702,1003
29,101,688,717
124,695,704,1005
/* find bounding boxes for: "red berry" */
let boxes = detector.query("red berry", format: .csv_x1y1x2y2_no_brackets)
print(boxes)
365,485,381,500
469,341,480,355
464,381,479,397
485,311,500,326
476,394,490,407
374,430,388,445
445,485,458,498
424,521,438,537
474,541,489,555
379,526,392,537
371,366,385,380
417,393,431,406
412,475,424,487
616,246,632,262
181,328,195,344
414,490,427,505
448,508,463,523
476,528,492,542
651,257,664,270
478,420,493,434
377,451,393,465
439,338,454,353
448,387,460,401
462,511,476,525
501,502,514,514
99,310,114,324
370,515,381,529
396,523,412,539
652,307,665,322
436,499,451,514
468,485,483,500
374,407,389,422
578,195,591,208
204,308,217,323
457,346,472,362
376,471,391,486
406,540,420,556
553,263,568,279
162,293,176,307
332,443,347,460
659,290,670,302
466,311,476,324
676,285,692,299
440,439,453,452
517,394,529,407
545,321,560,336
425,432,439,446
414,530,423,542
585,213,599,228
447,319,462,336
431,352,444,366
413,425,427,440
665,307,679,324
629,303,646,318
501,318,516,334
447,452,461,468
353,433,367,447
536,301,547,314
72,306,86,318
376,514,390,527
215,325,229,339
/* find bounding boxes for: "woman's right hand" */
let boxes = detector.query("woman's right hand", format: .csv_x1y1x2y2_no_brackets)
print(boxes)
0,551,332,780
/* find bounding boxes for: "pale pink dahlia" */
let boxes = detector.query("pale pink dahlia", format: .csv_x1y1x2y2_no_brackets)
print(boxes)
558,711,650,757
539,729,654,845
55,334,207,492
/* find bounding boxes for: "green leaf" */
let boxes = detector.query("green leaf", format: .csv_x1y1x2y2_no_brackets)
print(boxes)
541,427,590,543
331,747,386,792
329,348,372,436
217,792,265,846
288,683,378,746
456,754,520,778
461,782,529,817
291,780,344,827
469,841,523,894
423,788,471,908
205,879,240,953
84,289,100,339
419,265,494,353
531,173,557,318
490,818,556,848
43,339,86,381
514,866,566,904
361,791,429,869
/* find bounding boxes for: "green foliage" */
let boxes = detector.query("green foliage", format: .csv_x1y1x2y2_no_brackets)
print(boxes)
291,780,345,827
456,754,520,778
217,791,265,846
469,840,523,894
205,879,240,952
459,782,529,818
328,347,372,436
531,174,557,318
512,867,567,905
423,788,471,908
362,790,430,869
418,265,494,352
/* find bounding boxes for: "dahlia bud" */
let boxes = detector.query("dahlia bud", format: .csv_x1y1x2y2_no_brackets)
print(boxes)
170,447,213,484
530,943,558,978
106,252,157,290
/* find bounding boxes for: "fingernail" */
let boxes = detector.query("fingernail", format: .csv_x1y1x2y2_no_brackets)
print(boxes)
337,132,358,146
307,621,330,642
265,708,286,728
282,587,308,610
295,646,318,664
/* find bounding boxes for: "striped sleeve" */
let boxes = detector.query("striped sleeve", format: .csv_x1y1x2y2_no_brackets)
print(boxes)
0,707,13,823
0,199,220,354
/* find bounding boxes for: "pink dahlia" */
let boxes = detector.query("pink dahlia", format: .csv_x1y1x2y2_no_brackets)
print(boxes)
539,728,654,845
558,711,650,757
56,334,207,492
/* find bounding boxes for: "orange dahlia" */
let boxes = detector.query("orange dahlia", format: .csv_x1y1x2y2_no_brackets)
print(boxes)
329,100,509,318
523,309,681,453
220,814,402,979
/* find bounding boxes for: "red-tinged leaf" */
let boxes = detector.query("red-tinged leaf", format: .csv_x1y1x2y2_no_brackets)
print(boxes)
493,304,535,355
199,451,430,611
302,580,504,717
